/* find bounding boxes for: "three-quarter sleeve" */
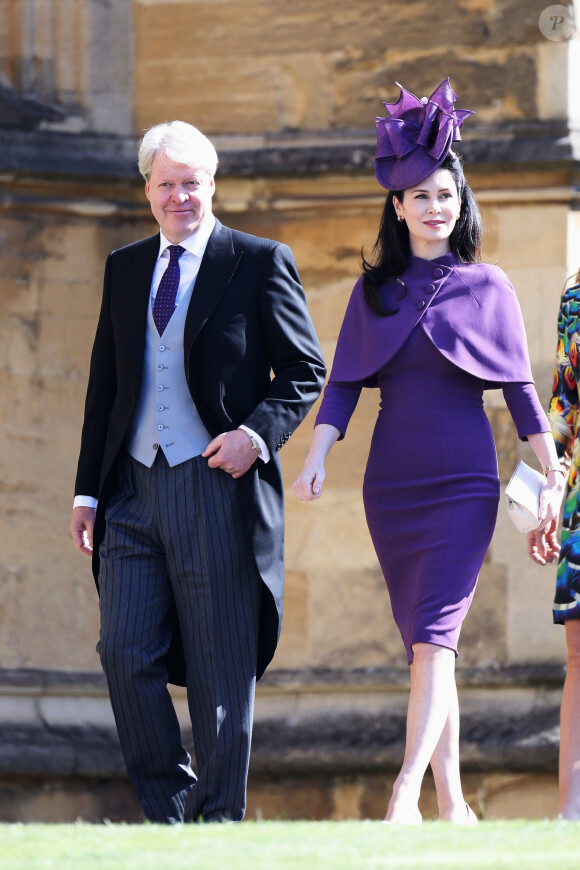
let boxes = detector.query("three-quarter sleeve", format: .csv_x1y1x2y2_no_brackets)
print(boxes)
315,379,363,440
502,382,550,440
547,289,580,460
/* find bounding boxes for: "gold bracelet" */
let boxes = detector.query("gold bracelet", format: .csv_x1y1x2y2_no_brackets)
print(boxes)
542,464,566,477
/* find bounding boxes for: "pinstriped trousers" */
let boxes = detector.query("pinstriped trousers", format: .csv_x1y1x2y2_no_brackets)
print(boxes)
98,451,262,823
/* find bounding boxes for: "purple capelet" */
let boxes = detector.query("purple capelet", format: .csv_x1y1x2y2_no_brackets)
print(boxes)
328,254,534,390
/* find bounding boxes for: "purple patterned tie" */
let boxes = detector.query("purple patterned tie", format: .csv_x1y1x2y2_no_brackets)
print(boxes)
153,244,185,336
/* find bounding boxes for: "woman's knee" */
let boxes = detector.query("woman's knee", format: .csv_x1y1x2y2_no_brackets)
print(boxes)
411,642,455,664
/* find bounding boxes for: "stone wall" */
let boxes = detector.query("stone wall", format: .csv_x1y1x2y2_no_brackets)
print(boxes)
0,0,133,134
0,0,579,821
133,0,566,133
0,664,565,821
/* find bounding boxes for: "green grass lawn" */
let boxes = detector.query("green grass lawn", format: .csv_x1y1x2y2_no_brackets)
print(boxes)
0,821,578,870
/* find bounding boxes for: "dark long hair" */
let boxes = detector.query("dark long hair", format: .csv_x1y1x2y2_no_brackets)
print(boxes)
361,151,483,316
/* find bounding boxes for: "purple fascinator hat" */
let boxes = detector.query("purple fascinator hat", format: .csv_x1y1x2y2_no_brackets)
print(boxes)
374,78,474,191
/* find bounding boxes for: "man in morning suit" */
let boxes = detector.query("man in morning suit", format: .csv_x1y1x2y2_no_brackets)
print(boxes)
70,121,326,823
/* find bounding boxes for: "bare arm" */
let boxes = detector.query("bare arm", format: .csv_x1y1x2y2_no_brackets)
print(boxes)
524,431,566,565
292,423,341,502
527,431,566,529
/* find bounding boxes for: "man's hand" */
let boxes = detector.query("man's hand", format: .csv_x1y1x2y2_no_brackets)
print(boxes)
203,430,259,479
70,506,96,555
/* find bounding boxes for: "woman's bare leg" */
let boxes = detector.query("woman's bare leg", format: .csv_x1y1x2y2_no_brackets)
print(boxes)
558,619,580,820
385,642,456,823
429,682,476,822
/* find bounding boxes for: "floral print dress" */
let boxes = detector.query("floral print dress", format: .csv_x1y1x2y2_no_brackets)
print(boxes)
549,282,580,622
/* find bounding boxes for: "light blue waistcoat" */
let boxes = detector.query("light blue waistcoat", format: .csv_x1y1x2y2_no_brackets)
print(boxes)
126,282,212,467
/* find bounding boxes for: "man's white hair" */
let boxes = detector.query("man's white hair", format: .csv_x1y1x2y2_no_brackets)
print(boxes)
138,121,219,180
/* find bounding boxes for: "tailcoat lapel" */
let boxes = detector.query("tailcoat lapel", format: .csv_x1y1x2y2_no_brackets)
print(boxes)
121,235,159,382
183,220,242,353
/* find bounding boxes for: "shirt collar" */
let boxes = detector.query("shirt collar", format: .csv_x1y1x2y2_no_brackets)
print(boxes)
157,216,216,260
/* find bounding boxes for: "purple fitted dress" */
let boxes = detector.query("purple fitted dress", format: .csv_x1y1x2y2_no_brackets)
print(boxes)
316,254,549,663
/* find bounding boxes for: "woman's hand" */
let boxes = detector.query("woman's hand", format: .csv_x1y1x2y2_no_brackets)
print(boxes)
526,519,560,565
537,471,566,530
292,459,326,502
526,433,567,532
528,471,564,564
291,424,341,503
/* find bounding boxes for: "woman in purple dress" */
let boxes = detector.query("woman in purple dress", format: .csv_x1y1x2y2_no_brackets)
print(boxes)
293,79,566,824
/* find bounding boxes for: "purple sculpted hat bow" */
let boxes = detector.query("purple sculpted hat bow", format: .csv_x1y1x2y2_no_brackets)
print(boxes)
374,78,474,191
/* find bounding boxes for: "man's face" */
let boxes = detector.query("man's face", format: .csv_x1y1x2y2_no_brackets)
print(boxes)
145,151,215,243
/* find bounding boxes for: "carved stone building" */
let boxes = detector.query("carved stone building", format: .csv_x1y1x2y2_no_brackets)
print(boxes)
0,0,579,821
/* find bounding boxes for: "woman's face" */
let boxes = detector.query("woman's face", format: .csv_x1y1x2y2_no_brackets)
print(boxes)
392,168,461,259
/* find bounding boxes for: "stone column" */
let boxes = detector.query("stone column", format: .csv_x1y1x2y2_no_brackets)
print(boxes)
0,0,134,134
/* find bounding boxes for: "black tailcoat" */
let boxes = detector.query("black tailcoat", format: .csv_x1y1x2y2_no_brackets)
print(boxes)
74,220,326,683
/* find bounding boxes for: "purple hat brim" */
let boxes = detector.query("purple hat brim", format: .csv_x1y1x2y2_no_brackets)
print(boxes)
374,146,451,192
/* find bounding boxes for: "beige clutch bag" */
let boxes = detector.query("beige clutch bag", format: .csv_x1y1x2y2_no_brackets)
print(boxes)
505,460,545,533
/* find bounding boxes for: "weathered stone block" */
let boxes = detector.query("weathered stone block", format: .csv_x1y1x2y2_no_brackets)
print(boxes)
486,407,519,483
133,0,554,135
460,563,508,665
274,570,310,668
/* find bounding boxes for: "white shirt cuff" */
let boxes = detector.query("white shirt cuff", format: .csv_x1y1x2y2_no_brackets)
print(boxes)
238,425,270,463
73,495,98,510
